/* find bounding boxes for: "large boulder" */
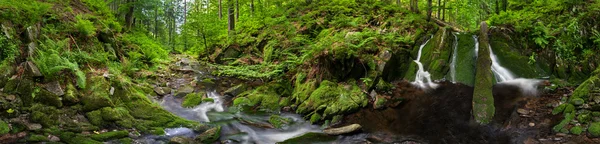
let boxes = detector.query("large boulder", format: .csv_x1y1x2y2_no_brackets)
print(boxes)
194,126,221,143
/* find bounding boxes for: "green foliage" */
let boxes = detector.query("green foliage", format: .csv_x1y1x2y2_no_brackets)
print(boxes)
590,122,600,137
269,115,292,129
75,15,97,37
33,38,87,88
0,35,17,62
0,120,9,135
570,126,584,135
121,31,168,67
0,0,52,26
182,92,204,108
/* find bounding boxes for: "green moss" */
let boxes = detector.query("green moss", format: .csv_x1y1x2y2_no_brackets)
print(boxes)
150,127,165,135
63,83,79,104
202,98,214,103
292,74,317,104
570,126,584,135
86,110,105,126
564,104,575,114
234,83,290,112
552,103,567,115
375,96,387,109
296,80,367,122
269,115,292,128
310,113,321,124
279,97,291,107
233,97,251,106
195,126,221,143
58,132,102,144
34,89,63,107
118,138,133,144
0,120,9,135
578,114,592,123
182,92,204,108
593,112,600,117
571,76,598,101
30,104,60,127
90,130,129,141
553,112,576,132
571,98,585,106
81,77,114,112
590,122,600,137
27,134,48,142
488,32,548,78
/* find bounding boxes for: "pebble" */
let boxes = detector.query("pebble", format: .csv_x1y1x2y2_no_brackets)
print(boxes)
554,137,562,141
529,122,535,127
556,133,567,137
517,109,529,115
48,135,60,142
5,95,16,101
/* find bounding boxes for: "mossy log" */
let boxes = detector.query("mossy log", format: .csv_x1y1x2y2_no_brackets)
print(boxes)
472,22,495,124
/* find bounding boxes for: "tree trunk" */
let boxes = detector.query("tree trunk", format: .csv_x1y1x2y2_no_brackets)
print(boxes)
184,0,188,51
219,0,223,19
235,0,239,21
396,0,401,5
503,0,508,11
427,0,432,22
154,7,158,39
495,0,500,14
437,0,441,18
442,0,446,21
125,0,136,28
251,0,254,15
228,1,235,34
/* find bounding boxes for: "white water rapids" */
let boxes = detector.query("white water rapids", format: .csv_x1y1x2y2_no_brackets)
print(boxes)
413,35,438,89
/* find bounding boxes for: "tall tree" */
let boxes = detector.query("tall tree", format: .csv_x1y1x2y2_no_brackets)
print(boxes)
250,0,254,15
396,0,401,6
219,0,223,19
442,0,446,21
228,0,235,34
235,0,239,20
427,0,432,21
184,0,188,51
437,0,441,18
125,0,136,28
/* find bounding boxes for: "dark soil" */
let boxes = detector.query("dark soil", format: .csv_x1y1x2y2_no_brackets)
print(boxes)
340,81,600,144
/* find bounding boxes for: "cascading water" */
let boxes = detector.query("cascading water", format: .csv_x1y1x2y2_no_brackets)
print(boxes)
413,35,437,88
157,73,322,144
449,33,459,83
488,45,516,82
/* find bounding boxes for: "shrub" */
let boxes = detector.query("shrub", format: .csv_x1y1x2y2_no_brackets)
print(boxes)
33,39,86,88
74,15,97,37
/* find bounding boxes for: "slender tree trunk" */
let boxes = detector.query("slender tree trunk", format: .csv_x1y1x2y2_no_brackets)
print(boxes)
125,0,136,28
154,7,158,39
184,0,188,51
503,0,508,11
495,0,499,14
228,1,235,34
437,0,441,18
442,0,446,21
427,0,432,22
219,0,223,19
235,0,239,21
250,0,254,15
396,0,401,5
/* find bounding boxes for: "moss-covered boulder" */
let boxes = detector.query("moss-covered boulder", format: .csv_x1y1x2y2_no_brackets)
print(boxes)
81,77,114,112
182,92,204,108
194,126,221,143
452,33,478,86
291,73,317,105
58,131,102,144
269,115,292,128
86,107,134,127
296,80,368,122
489,29,549,79
30,103,60,127
404,28,456,81
472,22,495,124
589,122,600,137
34,88,63,108
27,134,48,142
233,83,291,112
90,130,129,141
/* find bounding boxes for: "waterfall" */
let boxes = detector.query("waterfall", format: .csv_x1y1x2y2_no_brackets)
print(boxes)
413,35,437,88
449,33,459,83
473,35,479,56
488,45,516,82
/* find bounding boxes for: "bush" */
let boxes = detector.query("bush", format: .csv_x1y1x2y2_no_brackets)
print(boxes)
33,39,86,88
75,15,97,37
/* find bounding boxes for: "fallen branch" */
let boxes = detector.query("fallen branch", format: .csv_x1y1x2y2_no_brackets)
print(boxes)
432,18,464,33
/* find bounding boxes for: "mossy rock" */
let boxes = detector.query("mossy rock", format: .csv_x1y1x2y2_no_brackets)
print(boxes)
310,113,322,124
292,75,317,105
269,115,292,128
34,88,63,108
194,126,221,143
571,126,584,135
27,134,48,142
578,114,592,123
553,112,576,132
404,29,454,81
570,98,585,106
451,34,477,86
296,80,368,122
564,104,576,114
0,120,9,135
590,122,600,137
571,76,599,101
150,127,165,135
30,104,60,127
90,130,129,141
58,132,102,144
182,92,205,108
63,83,79,105
234,83,290,112
374,95,387,109
202,98,214,103
552,103,567,115
81,77,114,112
488,31,548,79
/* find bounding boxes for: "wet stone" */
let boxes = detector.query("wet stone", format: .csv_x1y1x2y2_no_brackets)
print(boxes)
5,95,16,101
25,61,42,77
323,124,362,135
27,123,42,131
48,135,60,142
517,109,529,115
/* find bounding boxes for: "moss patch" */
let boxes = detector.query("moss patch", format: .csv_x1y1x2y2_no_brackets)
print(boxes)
269,115,292,128
0,120,9,135
233,83,291,112
590,122,600,137
182,92,205,108
297,80,368,122
90,130,129,141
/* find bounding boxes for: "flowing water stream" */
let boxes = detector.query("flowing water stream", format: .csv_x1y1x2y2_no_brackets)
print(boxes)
413,35,437,88
449,33,459,83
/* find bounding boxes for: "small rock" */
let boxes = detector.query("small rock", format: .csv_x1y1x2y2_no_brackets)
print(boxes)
224,84,247,97
529,123,535,127
154,87,171,96
5,95,16,101
553,137,562,141
556,133,567,137
176,86,194,97
103,72,110,79
323,124,362,135
44,81,64,96
236,117,275,129
594,96,600,104
27,123,42,131
517,109,529,115
282,106,292,112
25,61,42,77
47,135,60,142
195,127,221,143
109,87,115,96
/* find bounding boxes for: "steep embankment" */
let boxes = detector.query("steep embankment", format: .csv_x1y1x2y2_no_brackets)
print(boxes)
0,1,214,143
